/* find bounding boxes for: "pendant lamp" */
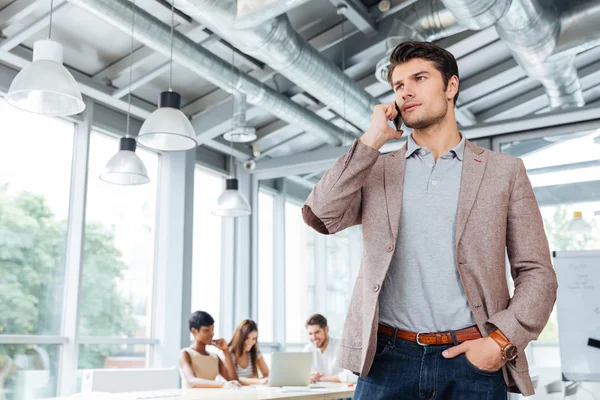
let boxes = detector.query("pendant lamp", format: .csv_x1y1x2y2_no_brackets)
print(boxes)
100,0,149,185
212,49,251,217
137,0,197,152
6,0,84,116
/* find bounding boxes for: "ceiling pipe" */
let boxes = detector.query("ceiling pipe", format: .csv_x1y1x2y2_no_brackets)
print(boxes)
173,0,465,132
441,0,585,109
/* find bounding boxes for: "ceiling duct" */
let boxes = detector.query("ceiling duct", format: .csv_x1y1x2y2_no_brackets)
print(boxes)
234,0,313,29
173,0,465,132
375,0,467,84
441,0,585,109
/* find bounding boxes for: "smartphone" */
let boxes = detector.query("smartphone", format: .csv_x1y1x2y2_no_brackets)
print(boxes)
393,102,402,131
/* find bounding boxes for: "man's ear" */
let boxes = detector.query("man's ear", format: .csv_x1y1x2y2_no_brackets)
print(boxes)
191,328,198,335
446,75,459,102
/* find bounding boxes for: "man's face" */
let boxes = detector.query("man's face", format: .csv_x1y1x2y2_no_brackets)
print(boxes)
390,58,456,129
307,325,328,349
191,324,214,345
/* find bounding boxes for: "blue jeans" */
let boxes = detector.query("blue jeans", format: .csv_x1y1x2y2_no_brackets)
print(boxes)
354,332,507,400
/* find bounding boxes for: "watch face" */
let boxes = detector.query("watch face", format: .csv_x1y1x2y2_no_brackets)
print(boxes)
505,345,518,360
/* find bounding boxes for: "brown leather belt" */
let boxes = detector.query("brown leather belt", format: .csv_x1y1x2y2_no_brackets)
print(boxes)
378,324,482,345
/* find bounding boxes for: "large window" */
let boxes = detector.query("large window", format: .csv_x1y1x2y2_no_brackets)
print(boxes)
498,128,600,366
191,167,224,336
0,102,74,337
79,132,159,369
258,191,275,342
0,102,75,399
284,201,316,344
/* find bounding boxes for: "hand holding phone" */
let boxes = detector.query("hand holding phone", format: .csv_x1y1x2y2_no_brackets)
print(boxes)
360,102,404,150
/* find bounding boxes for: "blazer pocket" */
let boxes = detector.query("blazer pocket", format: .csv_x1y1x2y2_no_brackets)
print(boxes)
340,341,362,350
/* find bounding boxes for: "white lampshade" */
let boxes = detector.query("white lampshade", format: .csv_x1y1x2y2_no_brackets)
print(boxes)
137,91,197,151
212,178,251,217
568,211,589,233
100,138,149,185
223,126,257,143
6,40,85,116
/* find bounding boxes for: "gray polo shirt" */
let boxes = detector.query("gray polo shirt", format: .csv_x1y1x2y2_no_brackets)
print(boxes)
379,133,476,333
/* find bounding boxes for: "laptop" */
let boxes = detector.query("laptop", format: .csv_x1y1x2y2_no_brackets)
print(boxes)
267,352,313,387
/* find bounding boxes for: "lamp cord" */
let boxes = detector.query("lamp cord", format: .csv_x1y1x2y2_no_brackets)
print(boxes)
48,0,54,39
169,0,175,91
230,47,235,177
125,0,136,138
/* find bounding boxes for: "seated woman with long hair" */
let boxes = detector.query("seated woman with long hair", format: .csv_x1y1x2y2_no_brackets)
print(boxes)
227,319,270,385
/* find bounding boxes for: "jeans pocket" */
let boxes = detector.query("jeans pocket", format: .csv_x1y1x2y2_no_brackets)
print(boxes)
374,336,390,357
462,354,502,376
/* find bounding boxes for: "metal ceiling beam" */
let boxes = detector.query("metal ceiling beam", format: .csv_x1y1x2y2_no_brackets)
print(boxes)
180,67,281,116
253,73,380,154
0,0,40,27
528,159,600,176
458,58,521,106
329,0,377,36
0,0,68,51
478,50,600,122
95,22,262,89
93,45,157,83
444,26,498,58
252,145,350,180
110,29,223,99
303,171,322,180
286,175,317,190
534,180,600,207
111,61,170,98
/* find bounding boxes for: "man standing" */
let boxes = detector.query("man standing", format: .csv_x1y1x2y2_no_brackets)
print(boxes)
303,314,358,384
302,41,557,398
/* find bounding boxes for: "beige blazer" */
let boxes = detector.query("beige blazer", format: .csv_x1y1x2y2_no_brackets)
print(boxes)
302,139,557,396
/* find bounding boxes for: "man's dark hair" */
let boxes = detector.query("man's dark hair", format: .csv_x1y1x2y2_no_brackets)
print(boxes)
189,311,214,331
306,314,328,329
387,41,460,104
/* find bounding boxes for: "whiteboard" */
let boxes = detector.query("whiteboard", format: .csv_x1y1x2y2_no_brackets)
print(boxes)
554,250,600,382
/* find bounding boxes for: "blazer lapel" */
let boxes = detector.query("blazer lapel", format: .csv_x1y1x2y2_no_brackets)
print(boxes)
384,143,407,240
455,140,487,250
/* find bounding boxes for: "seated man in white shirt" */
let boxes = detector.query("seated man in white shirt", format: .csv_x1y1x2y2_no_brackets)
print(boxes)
302,314,358,384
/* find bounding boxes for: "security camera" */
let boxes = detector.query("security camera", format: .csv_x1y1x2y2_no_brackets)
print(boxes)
243,159,256,170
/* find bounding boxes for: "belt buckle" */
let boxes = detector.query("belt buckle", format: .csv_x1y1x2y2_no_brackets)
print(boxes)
416,332,428,346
